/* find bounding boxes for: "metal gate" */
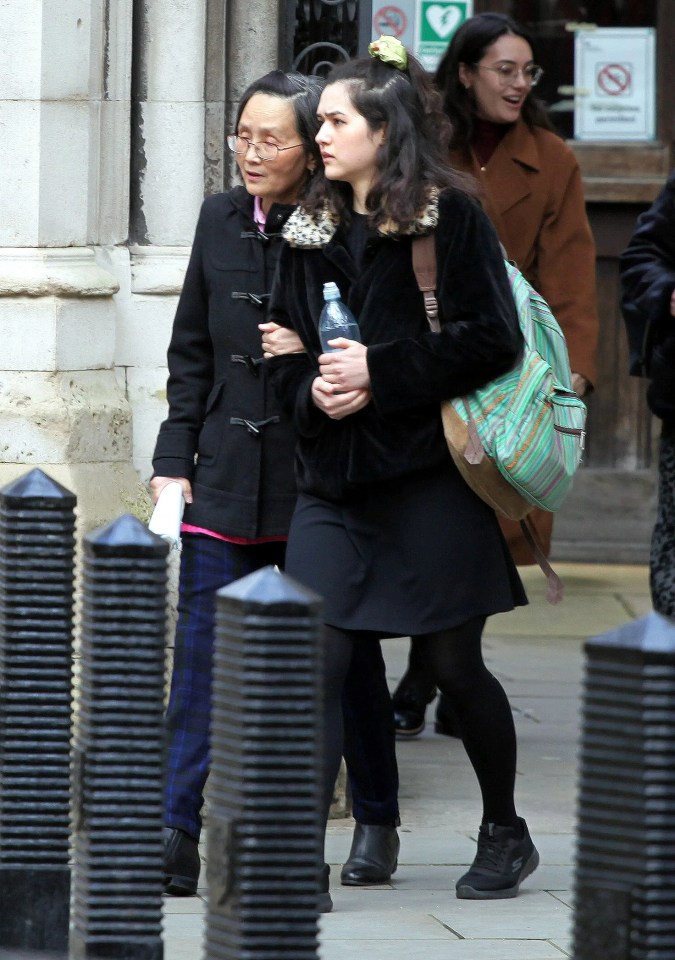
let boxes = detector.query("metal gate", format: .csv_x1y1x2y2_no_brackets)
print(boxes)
280,0,373,74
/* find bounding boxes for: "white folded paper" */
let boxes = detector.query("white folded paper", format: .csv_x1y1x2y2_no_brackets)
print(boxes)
148,481,185,550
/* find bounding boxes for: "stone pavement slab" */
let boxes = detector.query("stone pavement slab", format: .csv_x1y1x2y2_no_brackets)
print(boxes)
427,890,572,940
315,939,570,960
160,562,650,960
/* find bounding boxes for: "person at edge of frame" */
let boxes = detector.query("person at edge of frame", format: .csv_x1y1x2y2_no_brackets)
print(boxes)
150,69,400,912
620,170,675,619
392,12,599,741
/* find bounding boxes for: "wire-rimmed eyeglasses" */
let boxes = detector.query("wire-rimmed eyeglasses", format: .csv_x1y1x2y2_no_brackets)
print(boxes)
474,63,544,87
227,135,304,161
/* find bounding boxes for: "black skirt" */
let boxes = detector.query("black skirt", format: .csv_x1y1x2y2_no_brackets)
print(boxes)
285,460,527,637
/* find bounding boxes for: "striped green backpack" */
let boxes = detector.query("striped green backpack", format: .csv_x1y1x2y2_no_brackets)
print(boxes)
413,236,587,598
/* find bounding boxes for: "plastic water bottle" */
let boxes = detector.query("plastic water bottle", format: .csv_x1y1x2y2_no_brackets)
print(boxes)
318,282,361,353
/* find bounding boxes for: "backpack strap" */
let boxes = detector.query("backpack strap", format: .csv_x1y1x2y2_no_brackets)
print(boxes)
520,516,565,604
412,235,482,458
412,234,440,333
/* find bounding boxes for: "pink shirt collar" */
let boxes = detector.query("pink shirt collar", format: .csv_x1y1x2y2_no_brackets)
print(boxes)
253,195,267,231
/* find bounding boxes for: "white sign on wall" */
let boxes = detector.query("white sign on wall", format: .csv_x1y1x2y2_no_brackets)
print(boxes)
574,27,656,141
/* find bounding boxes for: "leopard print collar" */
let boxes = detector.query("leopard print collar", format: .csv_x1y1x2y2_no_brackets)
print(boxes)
282,191,440,249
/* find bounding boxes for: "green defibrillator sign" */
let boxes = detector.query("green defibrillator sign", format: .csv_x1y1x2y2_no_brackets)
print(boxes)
416,0,471,71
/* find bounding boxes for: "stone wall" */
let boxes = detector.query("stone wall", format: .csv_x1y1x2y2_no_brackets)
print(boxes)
0,0,280,518
0,0,144,526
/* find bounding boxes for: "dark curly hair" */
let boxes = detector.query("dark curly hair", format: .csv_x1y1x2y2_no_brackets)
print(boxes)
434,13,555,152
301,50,474,232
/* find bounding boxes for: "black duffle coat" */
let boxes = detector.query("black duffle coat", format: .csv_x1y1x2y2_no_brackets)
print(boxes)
152,187,298,538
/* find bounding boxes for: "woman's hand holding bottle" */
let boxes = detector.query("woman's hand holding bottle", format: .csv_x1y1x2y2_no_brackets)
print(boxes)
312,337,370,419
319,338,370,390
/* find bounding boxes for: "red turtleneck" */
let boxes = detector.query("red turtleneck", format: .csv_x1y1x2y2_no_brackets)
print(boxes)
472,118,511,167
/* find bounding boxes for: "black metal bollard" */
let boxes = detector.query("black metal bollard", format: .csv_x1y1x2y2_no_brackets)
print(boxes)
205,566,323,960
574,611,675,960
0,469,76,953
70,515,168,960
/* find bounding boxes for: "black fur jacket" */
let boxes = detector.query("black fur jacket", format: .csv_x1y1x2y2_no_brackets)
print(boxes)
267,188,522,502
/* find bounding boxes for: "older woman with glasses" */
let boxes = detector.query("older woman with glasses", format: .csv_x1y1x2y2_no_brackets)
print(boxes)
153,67,401,912
391,12,599,739
150,70,352,906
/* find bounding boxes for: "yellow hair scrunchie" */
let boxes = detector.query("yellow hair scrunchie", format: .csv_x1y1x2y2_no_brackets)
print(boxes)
368,35,408,71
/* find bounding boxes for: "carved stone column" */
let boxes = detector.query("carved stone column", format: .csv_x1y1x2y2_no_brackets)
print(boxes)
0,1,144,529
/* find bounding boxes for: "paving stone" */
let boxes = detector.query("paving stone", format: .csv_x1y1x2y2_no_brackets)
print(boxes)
620,592,653,618
320,892,460,939
162,913,206,939
158,563,645,960
550,890,574,908
165,936,205,960
516,562,650,595
318,938,569,960
550,935,573,955
486,593,632,639
429,890,572,941
162,894,207,915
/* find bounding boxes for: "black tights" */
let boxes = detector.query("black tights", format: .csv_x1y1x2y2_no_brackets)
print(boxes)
321,618,518,834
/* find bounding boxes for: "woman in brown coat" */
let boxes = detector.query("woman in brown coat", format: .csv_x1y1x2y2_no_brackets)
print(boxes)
393,12,599,737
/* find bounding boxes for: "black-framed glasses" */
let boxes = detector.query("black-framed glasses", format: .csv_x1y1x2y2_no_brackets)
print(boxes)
475,63,544,88
227,135,304,161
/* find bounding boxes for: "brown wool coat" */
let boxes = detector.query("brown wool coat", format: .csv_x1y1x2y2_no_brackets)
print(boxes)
451,118,600,562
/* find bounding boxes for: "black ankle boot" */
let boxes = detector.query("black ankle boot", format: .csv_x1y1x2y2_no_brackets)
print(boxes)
434,692,461,738
340,823,399,885
392,674,436,738
163,827,200,896
318,863,333,913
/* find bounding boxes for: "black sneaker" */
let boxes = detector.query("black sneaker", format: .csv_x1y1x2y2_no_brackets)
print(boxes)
163,826,200,896
456,818,539,900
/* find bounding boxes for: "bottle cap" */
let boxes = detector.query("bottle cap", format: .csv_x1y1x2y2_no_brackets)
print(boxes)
323,281,340,301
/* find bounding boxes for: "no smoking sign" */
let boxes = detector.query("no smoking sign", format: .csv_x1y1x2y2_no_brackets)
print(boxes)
597,62,632,96
373,5,408,38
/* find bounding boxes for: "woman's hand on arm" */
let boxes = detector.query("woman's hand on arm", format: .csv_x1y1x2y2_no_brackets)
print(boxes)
149,476,193,505
318,339,370,391
311,375,371,420
259,321,305,358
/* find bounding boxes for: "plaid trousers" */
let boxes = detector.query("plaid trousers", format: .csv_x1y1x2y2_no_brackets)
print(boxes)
164,534,286,838
164,533,400,838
